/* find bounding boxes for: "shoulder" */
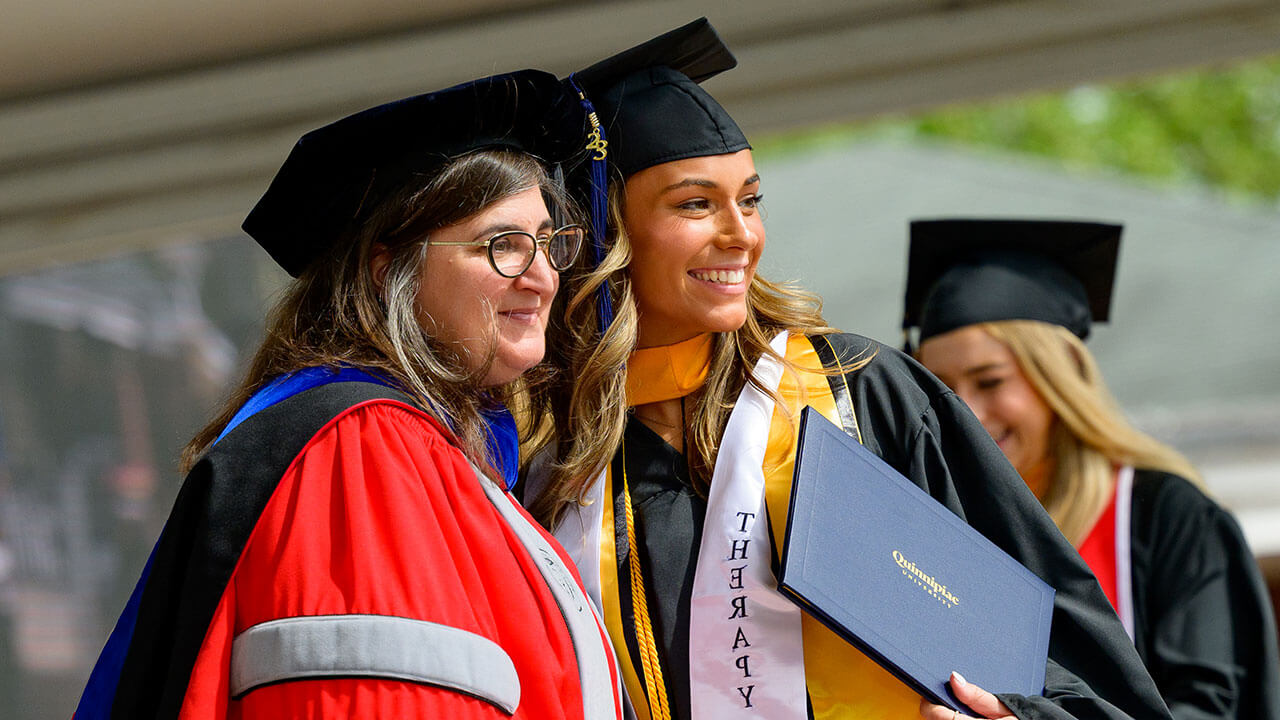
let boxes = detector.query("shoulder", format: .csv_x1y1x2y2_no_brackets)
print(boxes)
203,381,459,497
1128,469,1265,600
805,332,990,473
811,332,962,425
1131,468,1245,547
216,381,445,455
295,390,460,473
237,388,481,544
815,333,953,399
319,392,450,442
1132,469,1229,527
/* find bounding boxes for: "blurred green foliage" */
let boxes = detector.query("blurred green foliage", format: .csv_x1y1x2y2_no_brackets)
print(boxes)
761,54,1280,200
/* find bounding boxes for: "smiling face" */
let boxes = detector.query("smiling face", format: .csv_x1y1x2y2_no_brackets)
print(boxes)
414,185,559,386
917,324,1057,489
621,149,764,347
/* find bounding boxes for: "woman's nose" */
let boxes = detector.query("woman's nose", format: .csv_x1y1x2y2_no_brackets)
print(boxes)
716,205,760,250
515,245,558,293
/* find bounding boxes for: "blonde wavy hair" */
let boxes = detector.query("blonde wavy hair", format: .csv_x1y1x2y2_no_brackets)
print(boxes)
527,179,849,527
182,150,566,476
982,319,1202,543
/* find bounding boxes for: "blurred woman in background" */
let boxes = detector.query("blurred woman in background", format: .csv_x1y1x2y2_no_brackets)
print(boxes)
909,218,1280,719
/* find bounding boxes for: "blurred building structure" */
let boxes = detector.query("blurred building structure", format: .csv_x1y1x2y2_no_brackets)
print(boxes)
6,0,1280,276
2,1,1279,717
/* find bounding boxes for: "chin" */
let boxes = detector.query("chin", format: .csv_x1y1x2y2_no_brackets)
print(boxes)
481,363,527,387
703,309,749,334
482,349,543,387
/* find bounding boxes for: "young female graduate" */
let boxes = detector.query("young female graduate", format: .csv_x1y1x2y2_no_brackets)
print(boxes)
907,219,1280,719
73,70,626,719
524,18,1170,720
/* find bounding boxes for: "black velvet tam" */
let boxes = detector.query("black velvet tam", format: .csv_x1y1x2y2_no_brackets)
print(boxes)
242,69,585,277
904,219,1122,343
568,17,749,178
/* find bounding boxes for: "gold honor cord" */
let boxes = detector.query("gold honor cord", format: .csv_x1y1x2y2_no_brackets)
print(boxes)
621,447,672,720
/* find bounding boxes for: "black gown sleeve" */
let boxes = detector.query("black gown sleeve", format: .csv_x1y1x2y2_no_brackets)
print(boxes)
1129,470,1280,720
823,333,1171,720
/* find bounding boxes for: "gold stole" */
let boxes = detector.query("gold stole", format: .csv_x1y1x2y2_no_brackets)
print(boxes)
765,335,920,719
601,335,920,719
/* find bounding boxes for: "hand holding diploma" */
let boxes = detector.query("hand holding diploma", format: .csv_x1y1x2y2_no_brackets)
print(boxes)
918,672,1015,720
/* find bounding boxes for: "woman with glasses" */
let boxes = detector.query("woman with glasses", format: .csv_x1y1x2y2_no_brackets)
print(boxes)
525,20,1170,720
75,71,624,720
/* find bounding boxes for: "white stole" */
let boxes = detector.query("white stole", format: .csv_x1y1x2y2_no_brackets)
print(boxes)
553,331,807,719
686,331,807,718
1115,465,1136,641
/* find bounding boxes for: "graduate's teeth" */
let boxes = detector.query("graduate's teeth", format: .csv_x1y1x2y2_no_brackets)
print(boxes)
691,269,744,284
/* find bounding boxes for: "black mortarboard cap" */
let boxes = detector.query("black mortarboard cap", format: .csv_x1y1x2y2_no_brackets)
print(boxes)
243,69,585,277
567,17,749,177
903,219,1122,344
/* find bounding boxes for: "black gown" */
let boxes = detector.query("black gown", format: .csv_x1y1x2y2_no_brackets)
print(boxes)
609,333,1170,720
1128,470,1280,719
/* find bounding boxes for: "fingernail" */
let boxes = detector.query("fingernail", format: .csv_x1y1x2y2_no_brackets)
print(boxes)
951,671,967,687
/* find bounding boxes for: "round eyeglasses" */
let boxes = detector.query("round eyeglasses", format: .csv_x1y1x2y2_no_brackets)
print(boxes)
426,224,586,278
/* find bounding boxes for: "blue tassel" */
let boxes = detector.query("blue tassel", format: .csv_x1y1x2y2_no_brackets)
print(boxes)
568,73,615,333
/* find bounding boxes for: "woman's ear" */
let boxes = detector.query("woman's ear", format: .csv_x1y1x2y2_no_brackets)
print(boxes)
369,242,392,294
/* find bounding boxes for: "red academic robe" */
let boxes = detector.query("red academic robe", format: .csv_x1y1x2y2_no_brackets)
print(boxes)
78,380,622,719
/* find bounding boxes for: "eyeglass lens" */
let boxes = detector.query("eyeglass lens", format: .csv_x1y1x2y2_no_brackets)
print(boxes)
490,227,585,277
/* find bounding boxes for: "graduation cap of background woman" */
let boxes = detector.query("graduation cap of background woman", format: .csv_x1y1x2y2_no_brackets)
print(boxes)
243,69,587,277
902,219,1122,351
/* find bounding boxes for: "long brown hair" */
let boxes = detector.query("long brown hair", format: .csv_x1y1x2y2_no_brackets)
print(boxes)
527,176,851,527
983,320,1202,543
182,150,563,474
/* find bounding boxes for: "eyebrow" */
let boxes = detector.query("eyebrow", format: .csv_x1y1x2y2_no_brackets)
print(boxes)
659,174,761,194
473,218,555,239
963,362,1008,376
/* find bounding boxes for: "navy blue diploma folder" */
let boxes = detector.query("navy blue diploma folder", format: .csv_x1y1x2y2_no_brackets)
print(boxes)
778,407,1054,712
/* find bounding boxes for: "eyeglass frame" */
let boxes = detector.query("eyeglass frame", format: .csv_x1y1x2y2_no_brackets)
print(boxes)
424,224,586,278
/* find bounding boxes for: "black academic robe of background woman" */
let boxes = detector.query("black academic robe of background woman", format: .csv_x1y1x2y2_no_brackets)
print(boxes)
1128,469,1280,719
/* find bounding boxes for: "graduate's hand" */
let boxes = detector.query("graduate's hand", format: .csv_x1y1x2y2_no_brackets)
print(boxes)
918,672,1016,720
